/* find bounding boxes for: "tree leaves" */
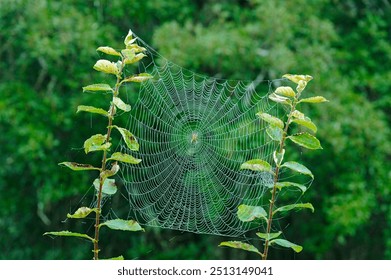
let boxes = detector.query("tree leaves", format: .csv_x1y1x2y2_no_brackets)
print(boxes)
113,97,131,112
59,162,100,171
281,161,313,178
237,204,267,222
266,125,284,141
107,152,141,164
273,203,315,215
275,86,295,97
83,134,110,154
110,125,139,151
43,231,94,242
93,178,117,196
123,73,153,83
269,239,303,253
291,118,317,133
275,181,307,193
96,46,121,57
82,84,113,92
100,219,144,232
257,112,285,129
93,59,119,75
282,74,313,84
67,207,97,219
256,231,282,241
77,105,109,117
288,132,322,150
219,241,263,256
299,96,329,103
240,159,273,173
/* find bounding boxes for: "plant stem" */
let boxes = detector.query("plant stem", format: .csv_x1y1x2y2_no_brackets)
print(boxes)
93,60,124,260
262,100,297,260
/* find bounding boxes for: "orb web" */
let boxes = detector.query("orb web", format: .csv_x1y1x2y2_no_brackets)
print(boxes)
119,38,281,237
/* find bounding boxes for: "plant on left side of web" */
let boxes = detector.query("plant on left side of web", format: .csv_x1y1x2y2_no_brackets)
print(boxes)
44,30,152,260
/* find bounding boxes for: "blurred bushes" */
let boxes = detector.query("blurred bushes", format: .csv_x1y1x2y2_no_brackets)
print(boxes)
0,0,390,259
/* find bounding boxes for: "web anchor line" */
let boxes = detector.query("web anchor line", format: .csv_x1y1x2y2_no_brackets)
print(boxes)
118,35,283,237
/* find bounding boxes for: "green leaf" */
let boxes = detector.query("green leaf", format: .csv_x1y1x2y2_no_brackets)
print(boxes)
240,159,272,173
291,109,305,119
100,219,144,232
107,152,141,164
291,118,317,133
84,134,110,154
123,73,153,83
256,112,284,129
82,83,114,92
273,149,285,166
93,178,117,196
273,203,315,215
281,161,313,178
256,231,282,241
298,96,329,103
275,181,307,193
266,125,284,141
237,204,267,222
113,97,131,112
282,74,313,84
219,241,262,256
126,44,147,53
124,29,137,46
269,239,303,253
93,59,119,75
296,80,308,94
268,93,292,105
67,207,97,219
77,105,109,117
43,231,94,242
275,86,295,97
96,46,121,57
100,162,120,181
125,53,147,65
121,49,136,64
288,132,322,150
105,256,125,260
110,125,139,151
59,162,100,171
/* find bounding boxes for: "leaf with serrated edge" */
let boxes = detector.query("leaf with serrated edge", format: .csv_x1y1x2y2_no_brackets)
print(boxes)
275,182,307,193
113,97,131,112
269,239,303,253
96,46,121,57
288,132,322,150
83,84,113,92
107,152,141,164
256,231,282,241
266,125,283,141
256,112,284,129
110,125,139,151
281,161,313,178
93,59,119,75
291,118,317,133
59,162,100,171
77,105,109,117
67,207,97,219
100,219,144,232
240,159,272,173
275,86,295,97
273,203,314,215
237,205,267,222
299,96,329,103
93,178,117,196
219,241,262,256
43,231,94,242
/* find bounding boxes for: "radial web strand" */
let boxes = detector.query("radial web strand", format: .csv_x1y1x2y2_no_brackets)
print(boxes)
118,38,283,237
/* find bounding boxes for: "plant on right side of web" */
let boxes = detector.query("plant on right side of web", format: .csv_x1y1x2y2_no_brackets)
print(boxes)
44,30,152,259
220,74,328,259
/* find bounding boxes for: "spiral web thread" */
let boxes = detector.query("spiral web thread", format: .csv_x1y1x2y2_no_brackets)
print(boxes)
119,38,282,237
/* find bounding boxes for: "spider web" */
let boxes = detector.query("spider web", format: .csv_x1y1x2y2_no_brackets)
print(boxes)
118,37,283,237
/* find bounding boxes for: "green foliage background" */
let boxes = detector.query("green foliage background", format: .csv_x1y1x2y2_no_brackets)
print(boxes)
1,0,390,259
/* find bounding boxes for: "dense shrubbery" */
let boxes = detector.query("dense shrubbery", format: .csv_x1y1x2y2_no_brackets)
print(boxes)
1,0,390,259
